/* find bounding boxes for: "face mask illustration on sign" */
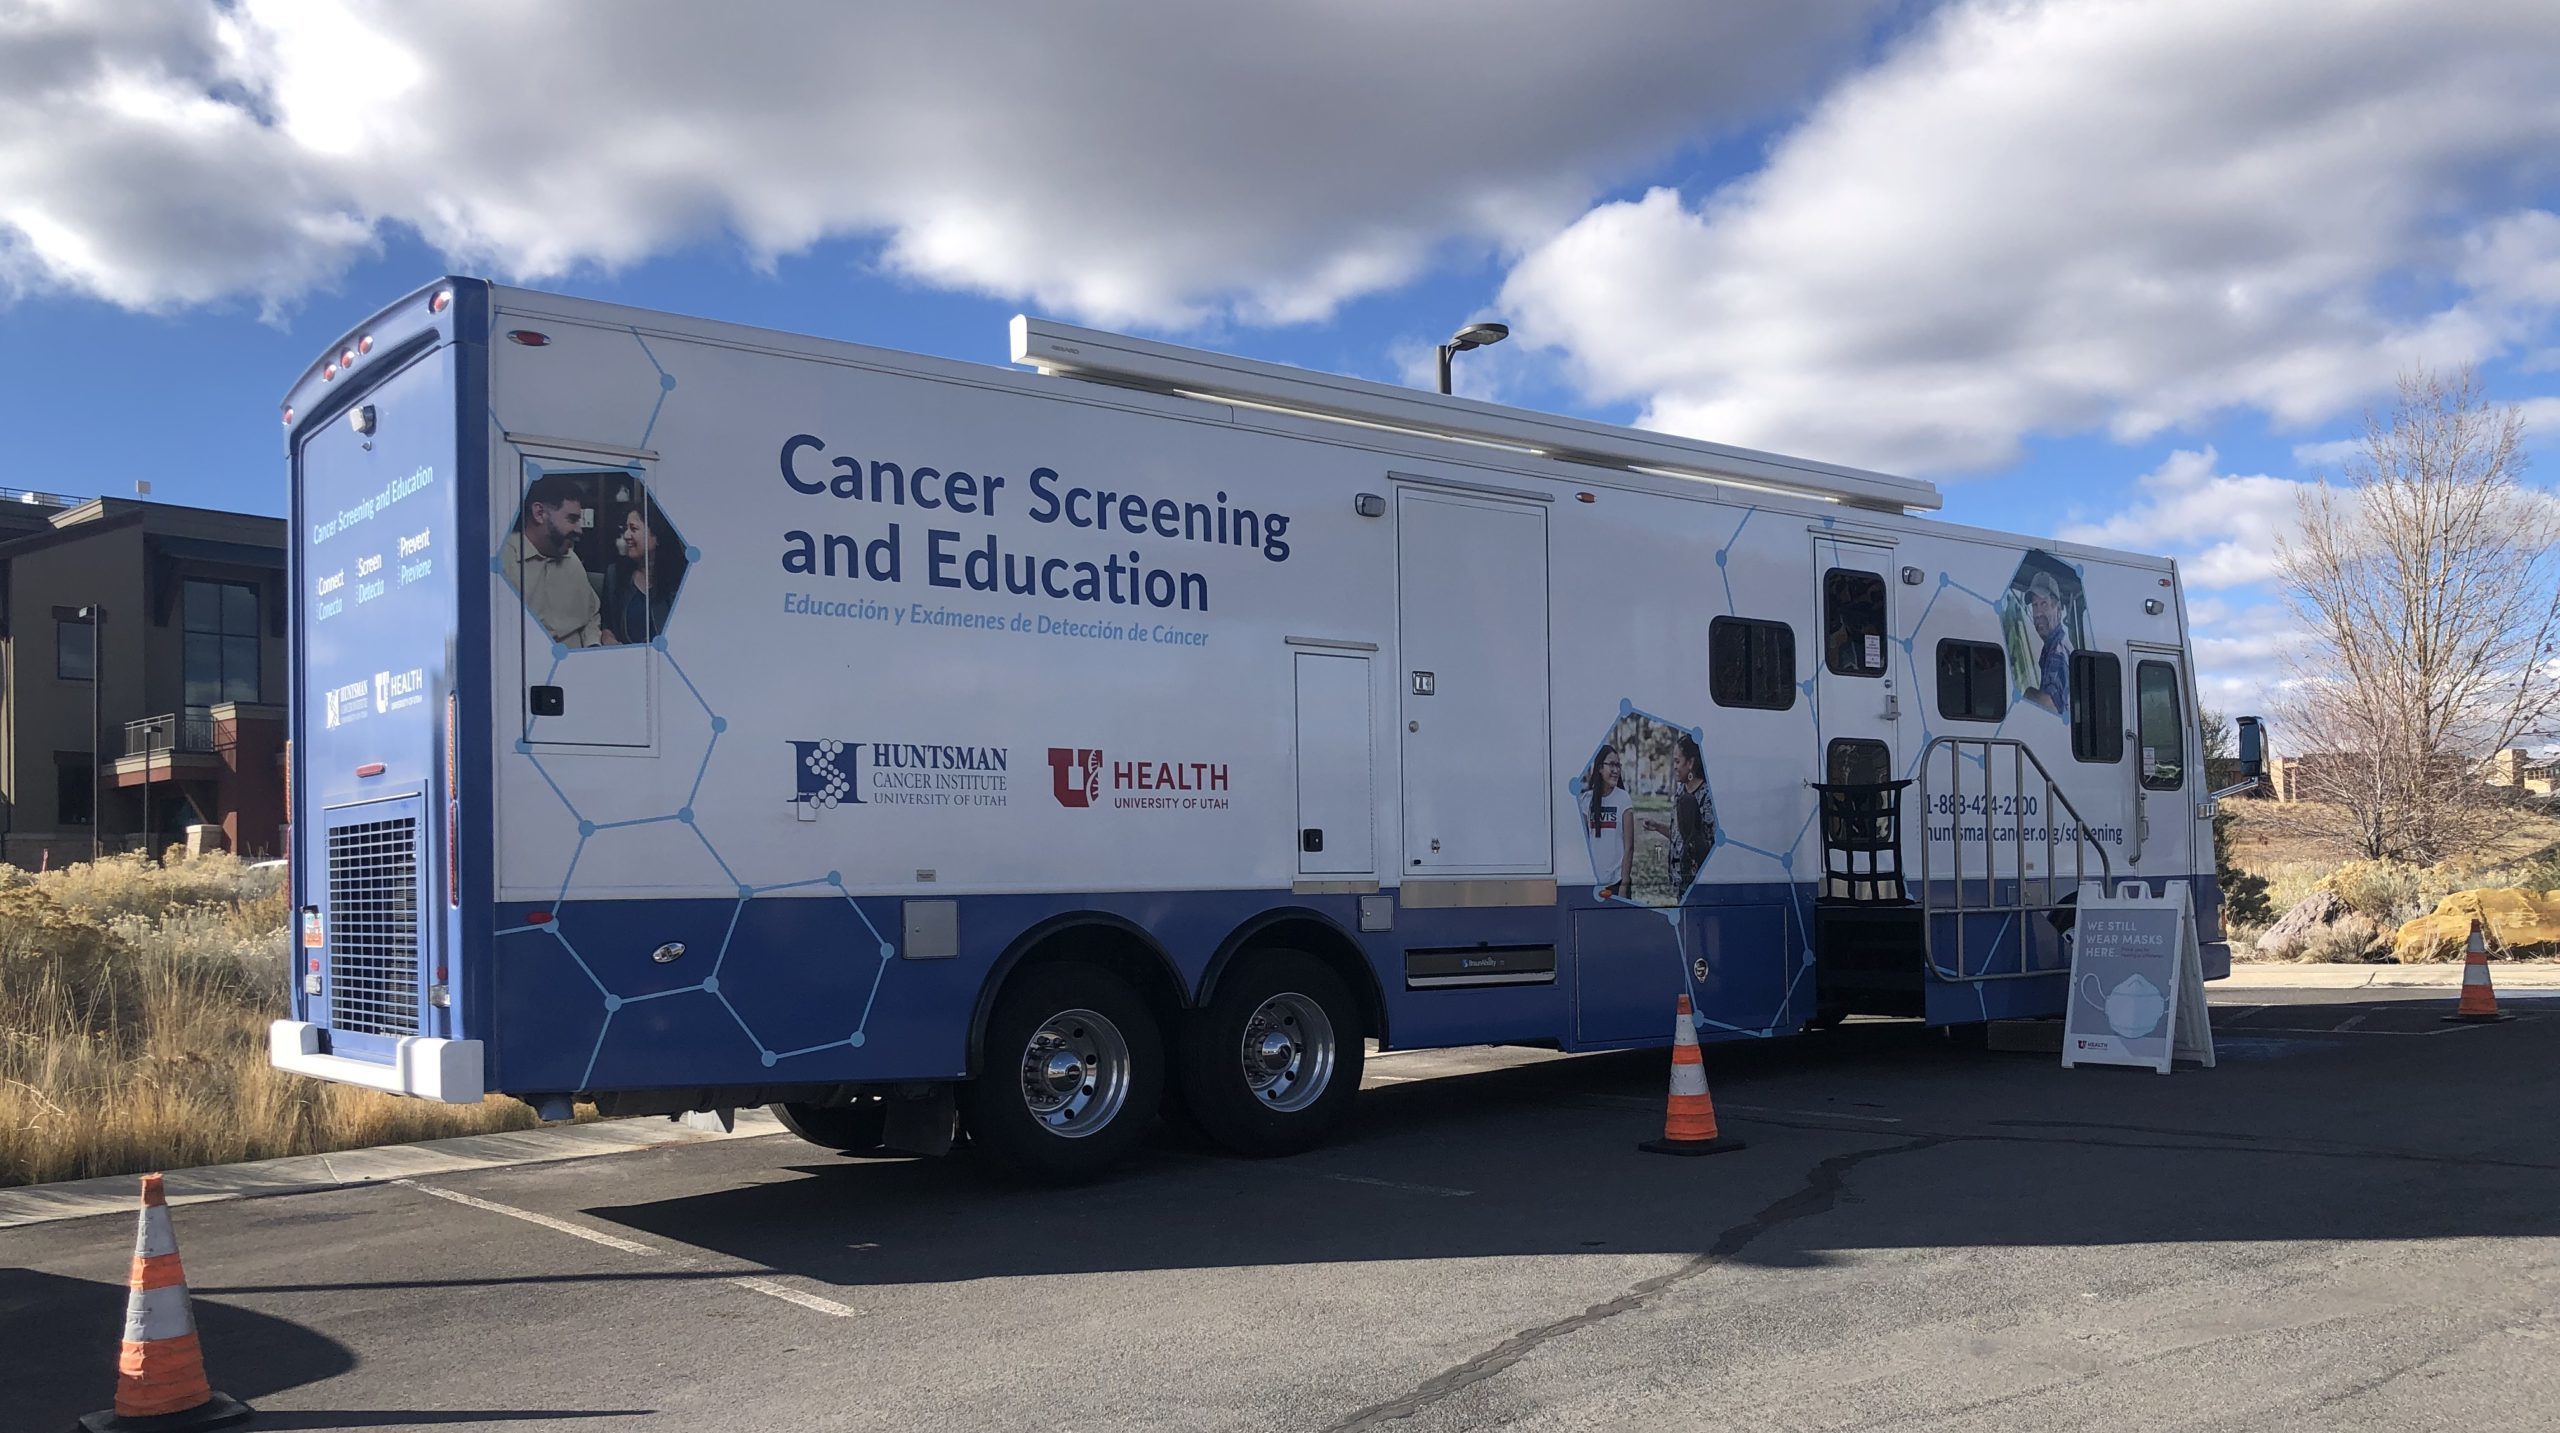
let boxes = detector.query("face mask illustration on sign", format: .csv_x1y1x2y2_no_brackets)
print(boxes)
2078,971,2167,1040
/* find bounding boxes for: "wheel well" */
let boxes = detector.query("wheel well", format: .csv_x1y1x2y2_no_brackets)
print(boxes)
1201,910,1388,1048
965,915,1189,1078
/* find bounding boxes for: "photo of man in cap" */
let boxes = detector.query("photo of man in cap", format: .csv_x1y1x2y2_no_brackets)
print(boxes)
2022,568,2072,712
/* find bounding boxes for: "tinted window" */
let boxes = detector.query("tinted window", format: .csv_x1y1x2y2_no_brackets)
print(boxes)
56,617,93,682
1826,738,1892,787
1710,617,1796,710
56,755,92,825
2070,652,2123,763
1935,639,2006,722
2137,661,2185,790
182,579,262,716
1823,568,1889,676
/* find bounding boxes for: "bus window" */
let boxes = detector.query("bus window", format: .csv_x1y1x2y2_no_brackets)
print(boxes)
1935,639,2005,722
2070,652,2123,762
2136,661,2184,789
1710,616,1796,709
1823,569,1888,676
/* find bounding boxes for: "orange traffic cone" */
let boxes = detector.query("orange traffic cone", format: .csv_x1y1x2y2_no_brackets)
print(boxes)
78,1174,251,1432
2444,918,2511,1024
1638,994,1746,1156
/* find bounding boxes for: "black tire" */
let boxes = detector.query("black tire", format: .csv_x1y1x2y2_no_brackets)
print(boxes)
772,1096,888,1154
1177,950,1364,1158
962,963,1164,1182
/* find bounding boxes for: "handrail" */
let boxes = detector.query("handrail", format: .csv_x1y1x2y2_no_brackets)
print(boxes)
1914,736,2113,982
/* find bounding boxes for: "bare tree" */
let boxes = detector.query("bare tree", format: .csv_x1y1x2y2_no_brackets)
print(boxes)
2274,367,2559,863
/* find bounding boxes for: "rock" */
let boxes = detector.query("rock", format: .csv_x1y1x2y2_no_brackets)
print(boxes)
2255,889,2348,960
2392,888,2560,963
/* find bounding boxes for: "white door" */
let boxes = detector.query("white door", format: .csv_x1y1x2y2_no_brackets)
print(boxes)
1811,536,1903,786
1397,488,1551,875
2128,647,2196,873
1293,651,1375,876
511,454,656,750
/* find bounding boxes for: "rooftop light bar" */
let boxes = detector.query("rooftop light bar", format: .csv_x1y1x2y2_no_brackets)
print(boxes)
1010,316,1941,514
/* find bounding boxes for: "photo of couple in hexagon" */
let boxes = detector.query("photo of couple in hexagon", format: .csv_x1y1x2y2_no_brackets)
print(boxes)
506,463,693,650
1572,707,1717,907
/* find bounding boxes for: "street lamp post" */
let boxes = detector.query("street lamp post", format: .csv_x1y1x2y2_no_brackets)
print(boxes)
1435,321,1511,395
77,605,102,862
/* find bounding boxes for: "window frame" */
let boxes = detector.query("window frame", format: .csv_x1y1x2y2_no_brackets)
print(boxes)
2069,651,2124,764
1934,638,2007,723
180,577,263,717
1822,567,1890,677
1709,616,1798,711
2135,659,2187,791
1825,737,1893,787
56,753,93,826
55,615,94,682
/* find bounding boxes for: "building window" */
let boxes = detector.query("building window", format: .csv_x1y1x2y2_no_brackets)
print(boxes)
57,616,93,681
57,755,93,826
2070,653,2123,763
1823,569,1889,676
2136,661,2186,790
183,579,262,720
1709,617,1796,710
1935,639,2006,722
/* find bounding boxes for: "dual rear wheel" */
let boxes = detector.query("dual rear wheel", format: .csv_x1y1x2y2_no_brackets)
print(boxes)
956,950,1363,1180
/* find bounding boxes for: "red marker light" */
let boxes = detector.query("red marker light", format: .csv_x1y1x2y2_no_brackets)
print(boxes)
282,407,294,426
341,348,356,368
357,334,373,355
506,330,550,347
528,910,553,925
323,364,336,381
429,288,452,314
355,762,387,778
1575,492,1597,504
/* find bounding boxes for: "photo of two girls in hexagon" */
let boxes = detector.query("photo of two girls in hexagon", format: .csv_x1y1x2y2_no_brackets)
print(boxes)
513,470,690,649
1580,714,1716,907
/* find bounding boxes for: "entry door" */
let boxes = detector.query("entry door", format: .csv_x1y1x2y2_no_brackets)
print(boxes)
1293,651,1375,876
512,455,655,750
1397,488,1551,875
2128,647,2196,873
1811,537,1904,784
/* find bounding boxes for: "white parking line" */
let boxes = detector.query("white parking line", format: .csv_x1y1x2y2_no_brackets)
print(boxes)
396,1179,861,1318
399,1180,656,1254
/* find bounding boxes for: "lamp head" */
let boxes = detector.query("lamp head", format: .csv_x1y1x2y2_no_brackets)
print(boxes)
1447,321,1511,352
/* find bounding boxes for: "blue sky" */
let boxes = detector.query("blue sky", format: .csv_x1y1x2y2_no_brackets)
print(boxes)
3,0,2557,709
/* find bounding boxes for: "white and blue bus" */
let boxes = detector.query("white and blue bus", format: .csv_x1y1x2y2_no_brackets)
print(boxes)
271,279,2236,1178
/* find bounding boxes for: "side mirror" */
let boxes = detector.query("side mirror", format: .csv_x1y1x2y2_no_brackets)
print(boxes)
2235,715,2265,788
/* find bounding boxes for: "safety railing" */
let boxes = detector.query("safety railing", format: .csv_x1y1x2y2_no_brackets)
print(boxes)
1913,736,2112,982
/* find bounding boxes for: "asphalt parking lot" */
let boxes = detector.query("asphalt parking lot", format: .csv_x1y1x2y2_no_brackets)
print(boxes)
7,986,2557,1432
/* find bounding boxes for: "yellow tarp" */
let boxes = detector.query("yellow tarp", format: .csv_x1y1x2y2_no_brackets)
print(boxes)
2393,888,2560,963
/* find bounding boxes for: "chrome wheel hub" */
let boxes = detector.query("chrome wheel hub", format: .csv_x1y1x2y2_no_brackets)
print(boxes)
1017,1008,1129,1138
1240,992,1335,1113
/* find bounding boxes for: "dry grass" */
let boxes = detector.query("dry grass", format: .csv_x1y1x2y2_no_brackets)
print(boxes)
2223,800,2560,960
0,852,539,1188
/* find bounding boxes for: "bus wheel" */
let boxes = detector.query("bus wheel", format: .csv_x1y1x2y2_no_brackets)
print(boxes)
771,1096,888,1154
1178,950,1363,1158
962,963,1163,1181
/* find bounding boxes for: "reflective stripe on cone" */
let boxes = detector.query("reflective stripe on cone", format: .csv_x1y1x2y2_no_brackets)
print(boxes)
76,1173,252,1432
1640,994,1747,1157
2447,918,2511,1024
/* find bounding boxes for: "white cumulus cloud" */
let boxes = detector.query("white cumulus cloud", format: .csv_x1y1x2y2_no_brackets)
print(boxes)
2060,447,2309,590
1499,0,2560,475
0,0,1883,326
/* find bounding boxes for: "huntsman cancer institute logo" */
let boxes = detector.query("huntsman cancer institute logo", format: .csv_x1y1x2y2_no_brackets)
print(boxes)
793,740,1011,809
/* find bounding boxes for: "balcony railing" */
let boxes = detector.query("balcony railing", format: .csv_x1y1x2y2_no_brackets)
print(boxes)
121,713,219,758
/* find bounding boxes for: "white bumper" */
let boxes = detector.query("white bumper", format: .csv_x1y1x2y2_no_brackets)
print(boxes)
269,1020,485,1104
